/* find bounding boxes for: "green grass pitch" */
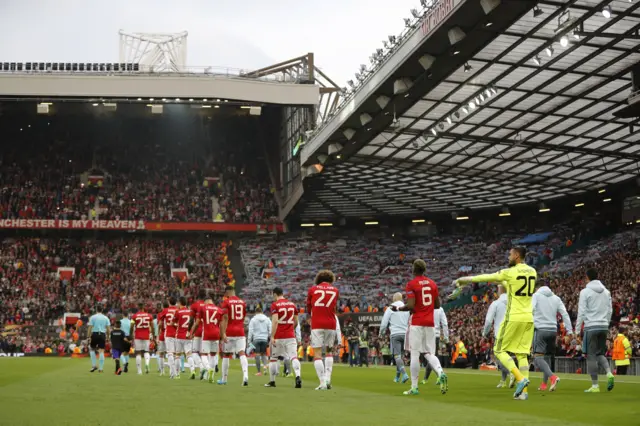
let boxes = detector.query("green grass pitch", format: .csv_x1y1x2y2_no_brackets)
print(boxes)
0,358,638,426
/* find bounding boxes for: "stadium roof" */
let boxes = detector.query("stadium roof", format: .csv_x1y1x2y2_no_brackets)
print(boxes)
297,0,640,221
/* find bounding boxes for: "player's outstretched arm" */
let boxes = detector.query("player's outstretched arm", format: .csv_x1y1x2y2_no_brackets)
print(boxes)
457,271,505,287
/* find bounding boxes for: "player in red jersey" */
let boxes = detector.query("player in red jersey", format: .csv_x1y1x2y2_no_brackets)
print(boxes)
391,259,447,395
158,297,179,378
191,292,227,383
219,285,248,386
174,297,196,379
130,303,155,375
265,287,302,389
307,270,340,390
155,302,168,376
190,289,207,379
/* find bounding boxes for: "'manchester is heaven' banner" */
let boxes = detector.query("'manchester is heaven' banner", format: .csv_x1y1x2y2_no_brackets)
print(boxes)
0,219,284,233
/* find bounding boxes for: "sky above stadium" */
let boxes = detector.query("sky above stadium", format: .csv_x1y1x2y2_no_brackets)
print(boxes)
0,0,421,85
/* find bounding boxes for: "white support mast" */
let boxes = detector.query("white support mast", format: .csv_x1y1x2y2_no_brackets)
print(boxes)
119,30,188,72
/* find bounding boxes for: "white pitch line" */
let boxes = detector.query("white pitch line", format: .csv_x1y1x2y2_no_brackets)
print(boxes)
331,363,640,384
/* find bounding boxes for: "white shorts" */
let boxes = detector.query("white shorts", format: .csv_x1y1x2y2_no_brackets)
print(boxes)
406,325,436,354
310,329,337,350
176,339,193,354
134,340,150,352
192,337,202,353
271,338,297,360
157,341,166,353
223,337,246,354
201,340,220,354
165,337,177,354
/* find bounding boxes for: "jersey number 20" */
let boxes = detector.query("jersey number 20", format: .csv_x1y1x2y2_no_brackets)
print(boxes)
515,276,535,297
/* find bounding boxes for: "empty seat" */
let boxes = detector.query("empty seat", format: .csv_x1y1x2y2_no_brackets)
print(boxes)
133,63,139,71
65,63,71,71
17,63,23,71
72,63,78,71
25,62,32,71
52,63,59,71
106,63,112,72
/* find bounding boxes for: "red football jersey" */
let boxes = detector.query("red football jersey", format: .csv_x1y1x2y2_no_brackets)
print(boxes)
271,298,297,339
198,304,225,341
190,300,205,338
162,306,179,338
132,312,153,340
175,308,193,339
156,311,165,342
220,296,246,337
307,283,339,330
405,275,438,327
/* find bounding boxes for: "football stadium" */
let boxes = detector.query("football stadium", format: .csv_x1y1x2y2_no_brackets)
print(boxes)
1,1,640,425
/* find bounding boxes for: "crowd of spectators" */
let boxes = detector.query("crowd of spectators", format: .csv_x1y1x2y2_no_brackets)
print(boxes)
0,114,278,224
0,236,233,328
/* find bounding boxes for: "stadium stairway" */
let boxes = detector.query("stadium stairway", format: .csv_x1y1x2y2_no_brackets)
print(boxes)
229,243,247,295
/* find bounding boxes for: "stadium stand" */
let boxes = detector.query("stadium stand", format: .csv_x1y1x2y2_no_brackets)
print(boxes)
0,112,278,223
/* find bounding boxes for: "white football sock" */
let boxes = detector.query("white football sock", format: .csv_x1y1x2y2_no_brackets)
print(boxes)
167,353,175,375
144,352,150,367
324,355,333,384
191,353,203,370
210,354,218,370
136,354,142,373
314,359,325,386
426,354,443,377
158,356,164,372
222,357,230,381
292,358,301,378
200,355,209,371
239,355,249,380
410,351,421,389
175,357,181,375
269,360,279,382
187,354,195,373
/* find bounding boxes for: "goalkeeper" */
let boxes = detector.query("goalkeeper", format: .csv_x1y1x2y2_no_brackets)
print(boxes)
456,246,535,401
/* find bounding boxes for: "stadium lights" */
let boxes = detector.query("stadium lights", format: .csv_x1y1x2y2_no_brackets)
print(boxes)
318,223,333,227
92,103,99,107
575,202,585,207
300,223,315,227
468,100,476,110
532,56,541,66
202,105,212,109
461,106,469,114
499,212,511,217
150,98,154,101
456,216,469,221
464,63,472,72
365,221,379,225
559,35,569,47
446,116,452,125
533,6,543,18
539,208,551,213
137,97,142,101
189,98,194,101
603,198,612,203
598,189,606,193
431,128,438,136
545,46,554,57
602,5,611,19
412,219,426,223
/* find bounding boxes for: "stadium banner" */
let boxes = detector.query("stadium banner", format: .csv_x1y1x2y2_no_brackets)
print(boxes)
338,312,384,326
0,219,285,233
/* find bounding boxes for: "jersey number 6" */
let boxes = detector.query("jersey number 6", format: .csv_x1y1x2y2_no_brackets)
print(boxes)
421,287,433,306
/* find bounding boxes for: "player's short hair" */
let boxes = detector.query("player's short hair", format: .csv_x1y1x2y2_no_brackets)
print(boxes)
586,268,598,281
511,246,526,260
315,270,335,285
163,301,169,308
115,320,121,328
412,259,427,276
225,285,235,293
273,287,284,296
96,305,104,313
198,288,207,299
179,296,187,306
169,296,177,306
138,303,144,311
